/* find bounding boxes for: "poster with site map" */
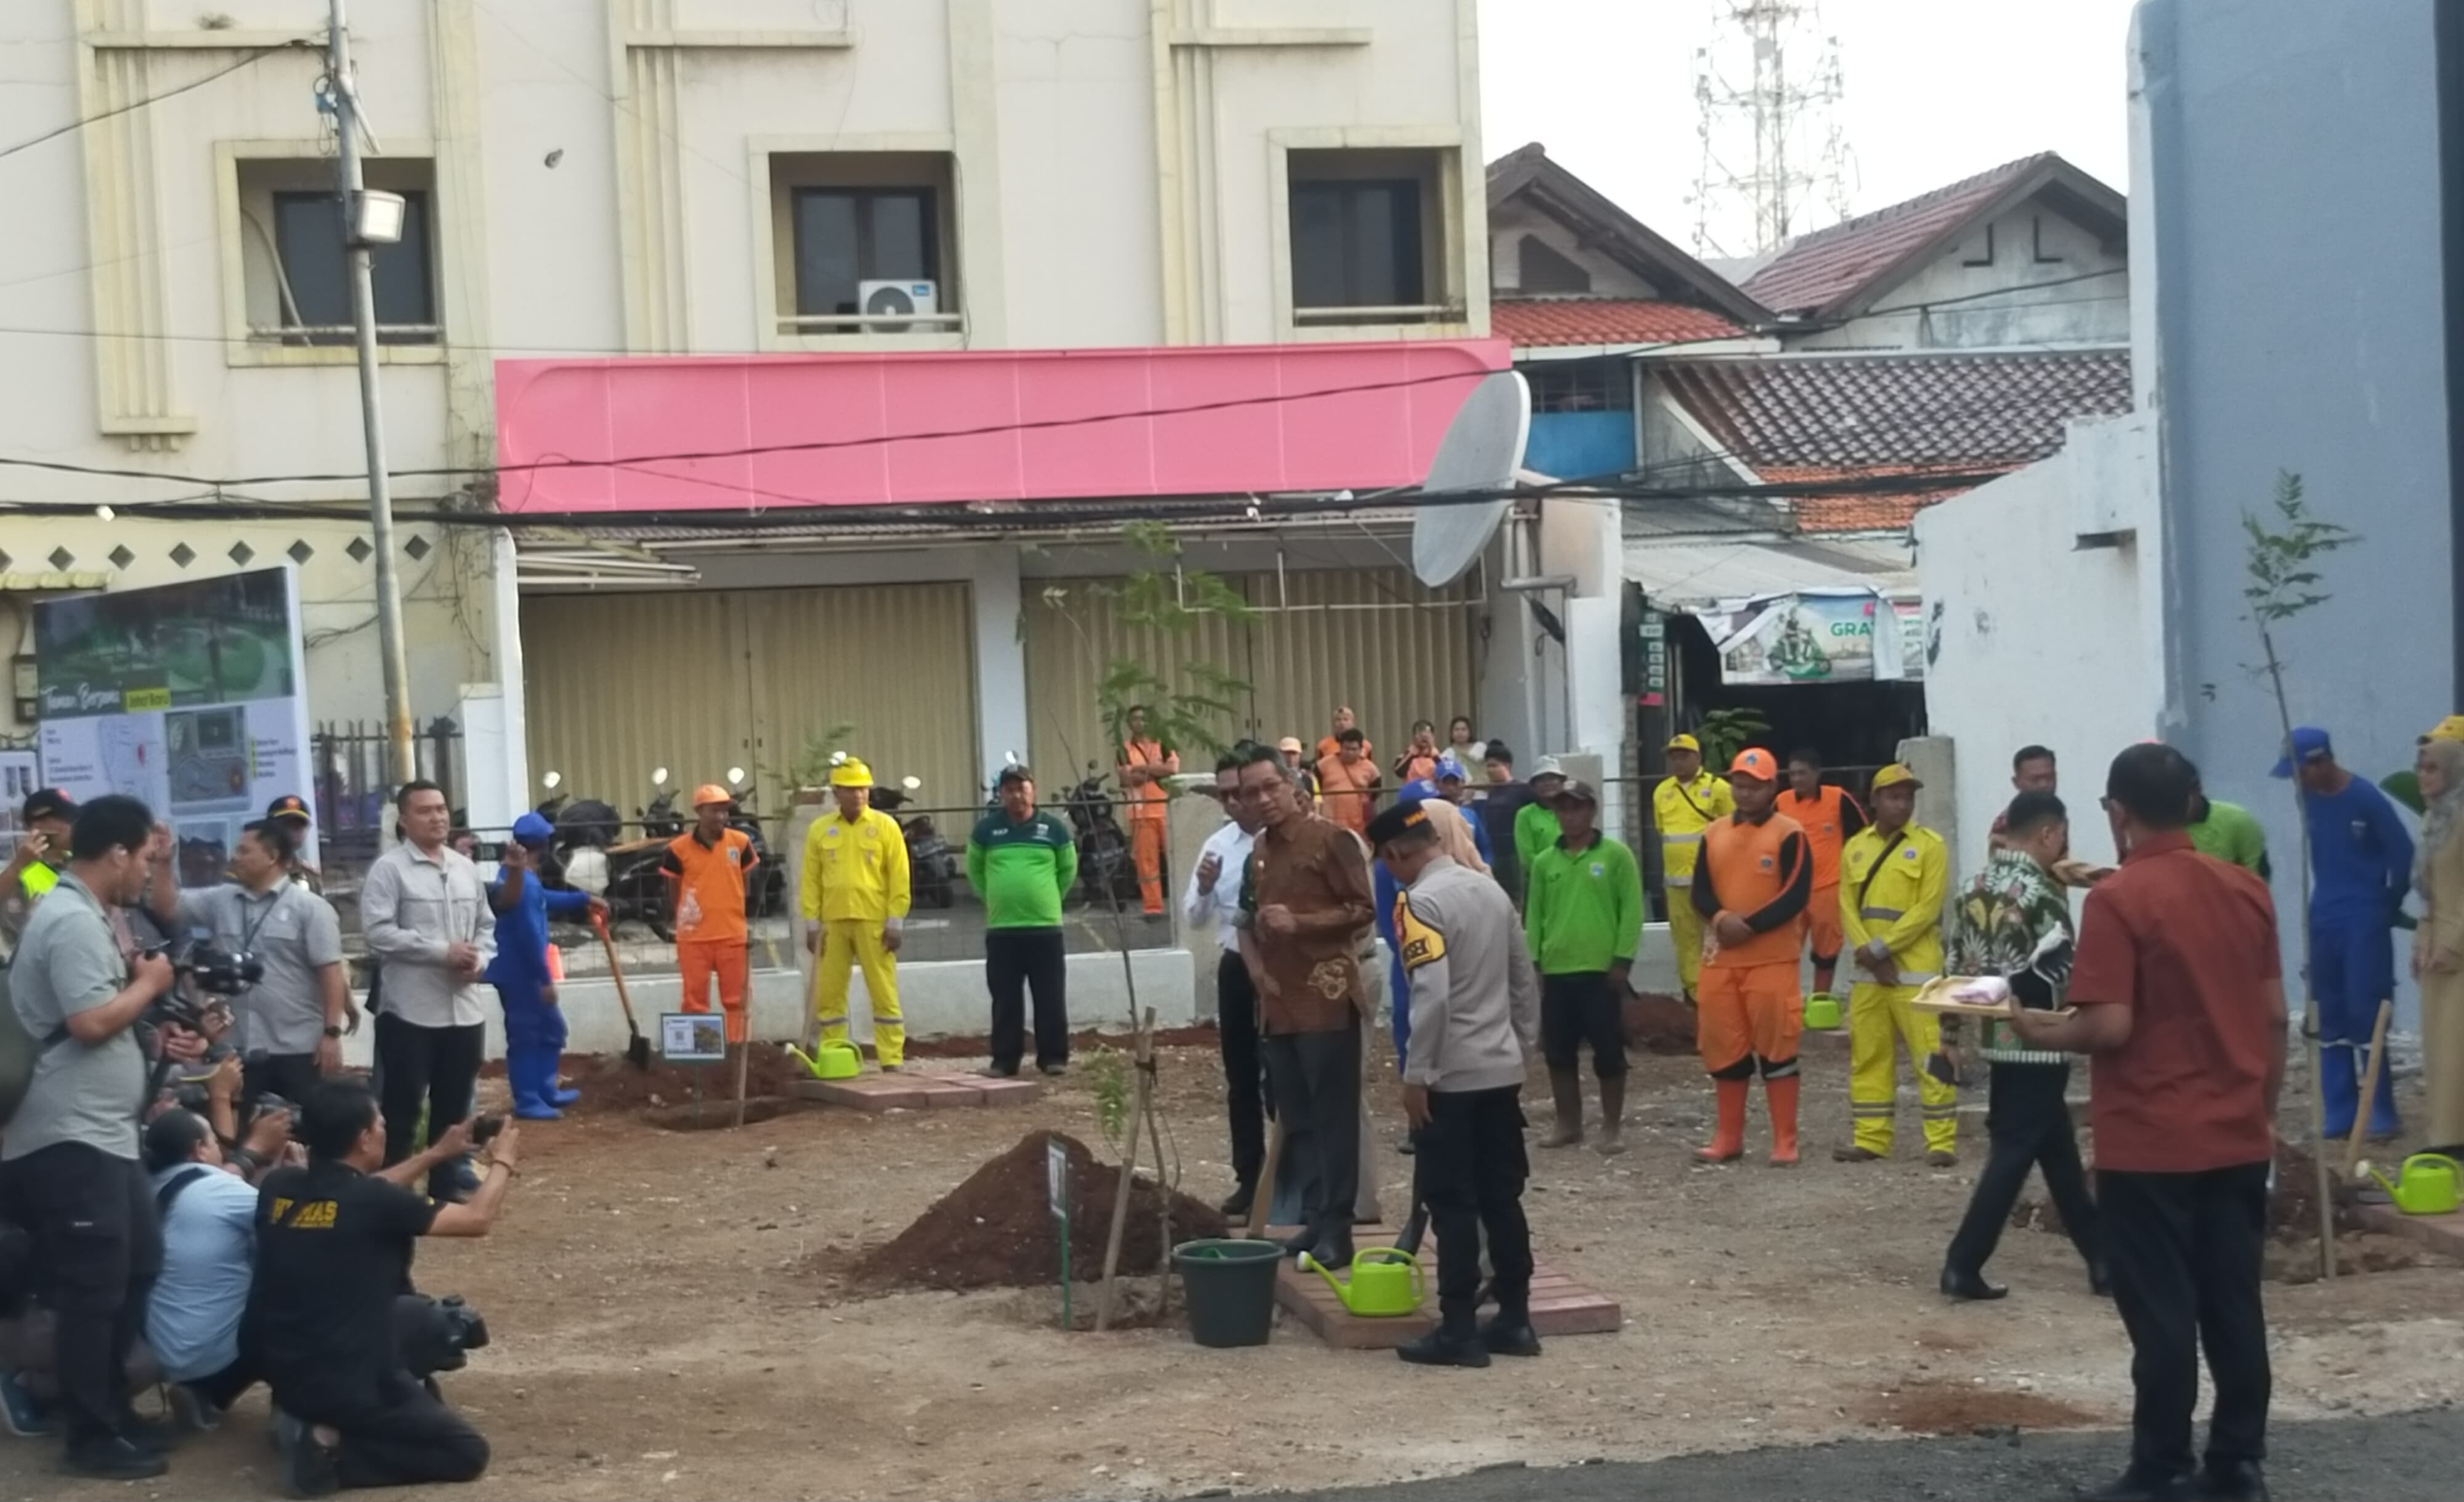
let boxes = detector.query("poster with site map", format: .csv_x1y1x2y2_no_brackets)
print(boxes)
32,565,315,884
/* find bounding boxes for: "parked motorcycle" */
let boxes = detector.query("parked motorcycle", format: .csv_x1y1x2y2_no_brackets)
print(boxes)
868,775,958,909
1063,764,1141,908
539,769,676,941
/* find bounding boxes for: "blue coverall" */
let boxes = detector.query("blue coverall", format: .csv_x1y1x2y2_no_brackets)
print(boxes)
488,862,593,1118
2302,776,2415,1139
1374,780,1493,1063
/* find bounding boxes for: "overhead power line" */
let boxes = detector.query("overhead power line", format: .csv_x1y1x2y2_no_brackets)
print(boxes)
0,42,311,164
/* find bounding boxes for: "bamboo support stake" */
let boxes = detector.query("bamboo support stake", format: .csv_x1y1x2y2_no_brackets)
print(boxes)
1095,1007,1156,1331
2344,999,2394,1181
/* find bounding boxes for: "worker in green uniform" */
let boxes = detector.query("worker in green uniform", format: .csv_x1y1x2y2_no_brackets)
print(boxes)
1513,757,1568,900
967,766,1080,1077
2186,765,2271,879
1523,780,1645,1155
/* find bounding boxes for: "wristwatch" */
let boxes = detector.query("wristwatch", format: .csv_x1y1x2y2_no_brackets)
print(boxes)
323,1025,344,1038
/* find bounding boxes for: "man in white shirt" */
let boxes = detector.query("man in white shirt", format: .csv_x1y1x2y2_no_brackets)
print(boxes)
357,781,495,1202
1183,748,1263,1217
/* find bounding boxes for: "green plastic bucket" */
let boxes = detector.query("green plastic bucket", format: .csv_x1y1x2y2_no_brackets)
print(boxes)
1172,1238,1283,1347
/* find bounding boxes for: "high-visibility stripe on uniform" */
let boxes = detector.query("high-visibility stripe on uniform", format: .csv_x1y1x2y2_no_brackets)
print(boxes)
1860,906,1902,921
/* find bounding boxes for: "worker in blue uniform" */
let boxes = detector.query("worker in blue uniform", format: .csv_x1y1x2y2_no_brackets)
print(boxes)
487,812,604,1120
1375,758,1494,1065
2275,726,2415,1139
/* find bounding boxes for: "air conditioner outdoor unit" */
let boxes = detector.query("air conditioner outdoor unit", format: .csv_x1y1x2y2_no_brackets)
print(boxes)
857,279,939,332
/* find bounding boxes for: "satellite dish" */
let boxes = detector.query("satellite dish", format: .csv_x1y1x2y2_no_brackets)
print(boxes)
1411,370,1531,587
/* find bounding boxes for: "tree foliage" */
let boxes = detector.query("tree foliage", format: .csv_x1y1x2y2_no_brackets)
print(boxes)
2242,470,2356,625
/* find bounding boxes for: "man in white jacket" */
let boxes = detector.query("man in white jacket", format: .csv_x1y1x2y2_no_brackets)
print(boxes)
1367,801,1542,1369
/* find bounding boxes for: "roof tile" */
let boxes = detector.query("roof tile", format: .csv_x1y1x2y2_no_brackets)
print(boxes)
1493,298,1743,349
1743,154,2053,315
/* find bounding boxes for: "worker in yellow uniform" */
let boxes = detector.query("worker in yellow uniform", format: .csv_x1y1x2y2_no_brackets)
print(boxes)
1834,763,1956,1166
802,757,913,1070
1651,735,1734,1001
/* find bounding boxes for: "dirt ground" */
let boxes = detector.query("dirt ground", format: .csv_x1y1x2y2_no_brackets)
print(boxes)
4,1039,2460,1502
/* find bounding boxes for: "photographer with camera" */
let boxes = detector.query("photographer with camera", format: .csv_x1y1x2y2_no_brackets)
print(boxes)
359,781,495,1201
156,819,349,1110
140,1104,288,1430
0,793,203,1479
247,1078,510,1496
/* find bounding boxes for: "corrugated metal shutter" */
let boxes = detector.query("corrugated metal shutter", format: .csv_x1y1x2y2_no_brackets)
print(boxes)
522,591,752,814
1021,577,1250,789
744,583,978,809
524,583,978,820
1246,567,1477,770
1021,566,1475,784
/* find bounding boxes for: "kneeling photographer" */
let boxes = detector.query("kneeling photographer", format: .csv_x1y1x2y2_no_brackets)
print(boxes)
246,1079,515,1496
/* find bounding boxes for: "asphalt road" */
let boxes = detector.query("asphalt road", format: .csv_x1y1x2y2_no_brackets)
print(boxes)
1269,1410,2464,1502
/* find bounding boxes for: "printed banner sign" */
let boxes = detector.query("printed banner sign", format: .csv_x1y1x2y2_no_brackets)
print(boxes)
1710,590,1913,686
33,567,315,882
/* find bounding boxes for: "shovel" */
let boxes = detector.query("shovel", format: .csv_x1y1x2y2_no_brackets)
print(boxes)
593,913,653,1071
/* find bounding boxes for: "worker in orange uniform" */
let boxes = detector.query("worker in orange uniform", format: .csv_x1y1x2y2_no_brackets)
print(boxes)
1118,705,1180,916
1780,748,1866,1010
1316,727,1382,836
1835,763,1956,1166
802,757,911,1069
1690,748,1814,1166
660,785,760,1045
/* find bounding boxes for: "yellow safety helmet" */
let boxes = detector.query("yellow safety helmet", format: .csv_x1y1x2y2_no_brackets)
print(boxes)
830,757,875,789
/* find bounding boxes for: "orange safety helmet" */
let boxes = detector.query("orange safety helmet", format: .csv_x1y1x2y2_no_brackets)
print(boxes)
1728,748,1779,782
692,783,735,809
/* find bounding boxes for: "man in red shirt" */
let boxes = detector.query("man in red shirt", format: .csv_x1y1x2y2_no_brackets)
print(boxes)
2008,743,2283,1502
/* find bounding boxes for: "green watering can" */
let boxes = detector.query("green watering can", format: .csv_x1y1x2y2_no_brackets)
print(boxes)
785,1040,864,1081
2359,1154,2462,1216
1802,993,1844,1031
1297,1247,1424,1317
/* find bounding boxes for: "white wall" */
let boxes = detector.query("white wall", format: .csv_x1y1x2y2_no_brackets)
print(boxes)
1786,201,2130,352
1915,413,2159,881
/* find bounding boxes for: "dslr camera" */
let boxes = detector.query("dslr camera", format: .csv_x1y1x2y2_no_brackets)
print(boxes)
142,940,263,1038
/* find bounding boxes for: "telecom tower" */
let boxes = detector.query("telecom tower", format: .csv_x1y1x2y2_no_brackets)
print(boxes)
1689,1,1855,259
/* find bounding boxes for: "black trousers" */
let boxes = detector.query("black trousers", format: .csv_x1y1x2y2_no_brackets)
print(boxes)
986,928,1070,1073
2101,1161,2272,1476
1412,1084,1534,1329
278,1365,490,1490
0,1144,160,1444
1216,951,1268,1187
1262,1023,1362,1242
375,1014,487,1200
189,1294,450,1412
1944,1062,2099,1277
244,1051,322,1115
1539,972,1627,1076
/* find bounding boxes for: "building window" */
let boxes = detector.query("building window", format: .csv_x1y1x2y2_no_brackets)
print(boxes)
1287,148,1454,325
1528,360,1633,414
770,153,960,336
238,158,438,348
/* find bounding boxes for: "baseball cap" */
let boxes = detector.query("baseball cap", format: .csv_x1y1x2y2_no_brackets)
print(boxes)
1363,802,1434,846
1729,748,1779,781
996,764,1033,787
2269,726,2333,778
1666,733,1701,753
22,788,75,823
1870,762,1923,793
1551,778,1600,808
1275,736,1306,757
1433,753,1467,783
2423,715,2464,745
1530,756,1566,781
511,811,556,847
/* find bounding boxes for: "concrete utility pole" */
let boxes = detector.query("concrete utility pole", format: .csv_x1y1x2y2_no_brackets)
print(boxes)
328,0,417,804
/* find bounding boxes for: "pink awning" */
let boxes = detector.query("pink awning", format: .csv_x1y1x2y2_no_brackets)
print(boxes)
492,339,1512,514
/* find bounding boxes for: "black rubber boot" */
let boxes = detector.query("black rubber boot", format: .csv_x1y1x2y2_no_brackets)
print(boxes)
1595,1073,1627,1156
1539,1068,1584,1148
1479,1314,1543,1357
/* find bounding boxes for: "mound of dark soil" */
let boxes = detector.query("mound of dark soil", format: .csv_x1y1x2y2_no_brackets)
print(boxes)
848,1131,1226,1293
1623,991,1697,1055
